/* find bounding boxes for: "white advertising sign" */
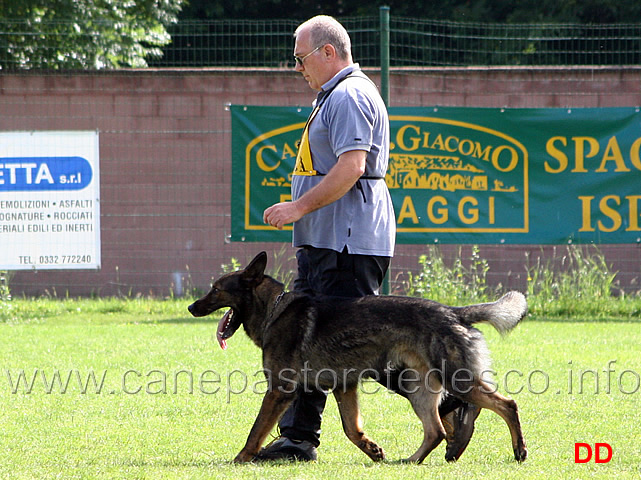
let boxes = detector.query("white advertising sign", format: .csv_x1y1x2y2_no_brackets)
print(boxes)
0,131,100,270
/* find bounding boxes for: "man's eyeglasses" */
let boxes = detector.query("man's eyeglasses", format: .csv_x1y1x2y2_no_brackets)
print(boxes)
293,45,322,67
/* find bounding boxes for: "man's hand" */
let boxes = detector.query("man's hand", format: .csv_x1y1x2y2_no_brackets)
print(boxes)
263,150,367,229
263,201,304,230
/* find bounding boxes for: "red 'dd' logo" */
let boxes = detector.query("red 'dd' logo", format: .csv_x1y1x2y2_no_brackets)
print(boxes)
575,443,613,463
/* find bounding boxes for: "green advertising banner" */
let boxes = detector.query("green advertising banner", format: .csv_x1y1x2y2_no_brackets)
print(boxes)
231,105,641,244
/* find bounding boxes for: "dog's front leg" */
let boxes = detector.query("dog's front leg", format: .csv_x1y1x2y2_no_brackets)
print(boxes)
234,389,294,463
334,387,385,462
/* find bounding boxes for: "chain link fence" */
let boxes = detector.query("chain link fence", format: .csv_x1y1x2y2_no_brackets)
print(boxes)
120,18,641,68
2,17,641,69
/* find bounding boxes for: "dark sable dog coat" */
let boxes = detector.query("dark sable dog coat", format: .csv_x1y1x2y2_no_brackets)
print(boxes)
188,252,528,464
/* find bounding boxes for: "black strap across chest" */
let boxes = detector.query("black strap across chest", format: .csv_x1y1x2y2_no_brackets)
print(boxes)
311,71,386,186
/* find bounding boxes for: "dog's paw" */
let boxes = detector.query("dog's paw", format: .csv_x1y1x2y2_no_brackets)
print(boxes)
400,456,422,464
514,446,528,462
233,450,256,463
359,439,386,462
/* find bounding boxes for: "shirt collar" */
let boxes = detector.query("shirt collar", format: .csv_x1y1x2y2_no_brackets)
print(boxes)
320,63,361,93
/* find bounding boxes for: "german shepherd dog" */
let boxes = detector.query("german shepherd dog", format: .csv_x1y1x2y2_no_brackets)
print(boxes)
188,252,528,464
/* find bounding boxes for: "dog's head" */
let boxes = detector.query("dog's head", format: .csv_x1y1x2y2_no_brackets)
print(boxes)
188,251,268,349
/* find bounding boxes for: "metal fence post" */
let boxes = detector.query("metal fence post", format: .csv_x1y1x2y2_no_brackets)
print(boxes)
380,6,392,294
379,6,390,107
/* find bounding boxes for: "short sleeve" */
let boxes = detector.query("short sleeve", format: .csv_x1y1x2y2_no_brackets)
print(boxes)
324,83,377,157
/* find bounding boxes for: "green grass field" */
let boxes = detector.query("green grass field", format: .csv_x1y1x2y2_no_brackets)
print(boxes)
1,298,640,479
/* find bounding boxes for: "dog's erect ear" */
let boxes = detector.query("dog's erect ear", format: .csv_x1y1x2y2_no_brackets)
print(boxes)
242,251,268,285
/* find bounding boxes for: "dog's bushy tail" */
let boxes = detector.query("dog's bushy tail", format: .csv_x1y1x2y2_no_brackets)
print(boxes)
457,291,527,334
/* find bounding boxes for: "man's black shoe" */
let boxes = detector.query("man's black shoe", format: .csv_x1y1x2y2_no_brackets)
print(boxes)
254,437,318,462
443,402,481,462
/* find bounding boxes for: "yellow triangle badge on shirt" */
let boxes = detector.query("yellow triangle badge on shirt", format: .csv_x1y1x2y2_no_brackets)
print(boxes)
292,125,317,176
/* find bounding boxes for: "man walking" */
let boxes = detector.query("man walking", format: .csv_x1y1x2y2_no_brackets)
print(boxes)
262,15,478,462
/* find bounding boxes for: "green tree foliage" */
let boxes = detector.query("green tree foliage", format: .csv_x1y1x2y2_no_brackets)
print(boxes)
0,0,185,69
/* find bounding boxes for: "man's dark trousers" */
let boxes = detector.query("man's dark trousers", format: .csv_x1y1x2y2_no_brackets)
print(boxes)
278,246,390,446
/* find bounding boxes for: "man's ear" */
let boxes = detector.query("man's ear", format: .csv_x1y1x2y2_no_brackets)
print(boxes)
322,43,336,60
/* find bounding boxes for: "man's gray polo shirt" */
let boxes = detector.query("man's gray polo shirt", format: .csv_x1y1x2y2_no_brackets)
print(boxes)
291,64,396,257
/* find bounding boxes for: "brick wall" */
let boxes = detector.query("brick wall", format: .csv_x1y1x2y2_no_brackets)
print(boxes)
1,67,640,296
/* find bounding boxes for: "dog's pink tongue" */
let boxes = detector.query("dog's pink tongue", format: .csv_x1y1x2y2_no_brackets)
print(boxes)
217,310,231,350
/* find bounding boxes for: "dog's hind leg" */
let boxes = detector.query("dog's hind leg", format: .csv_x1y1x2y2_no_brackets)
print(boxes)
234,390,294,463
333,387,386,462
403,376,446,463
462,382,527,462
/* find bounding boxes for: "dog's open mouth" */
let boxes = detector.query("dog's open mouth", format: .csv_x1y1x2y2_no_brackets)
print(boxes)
216,308,240,350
